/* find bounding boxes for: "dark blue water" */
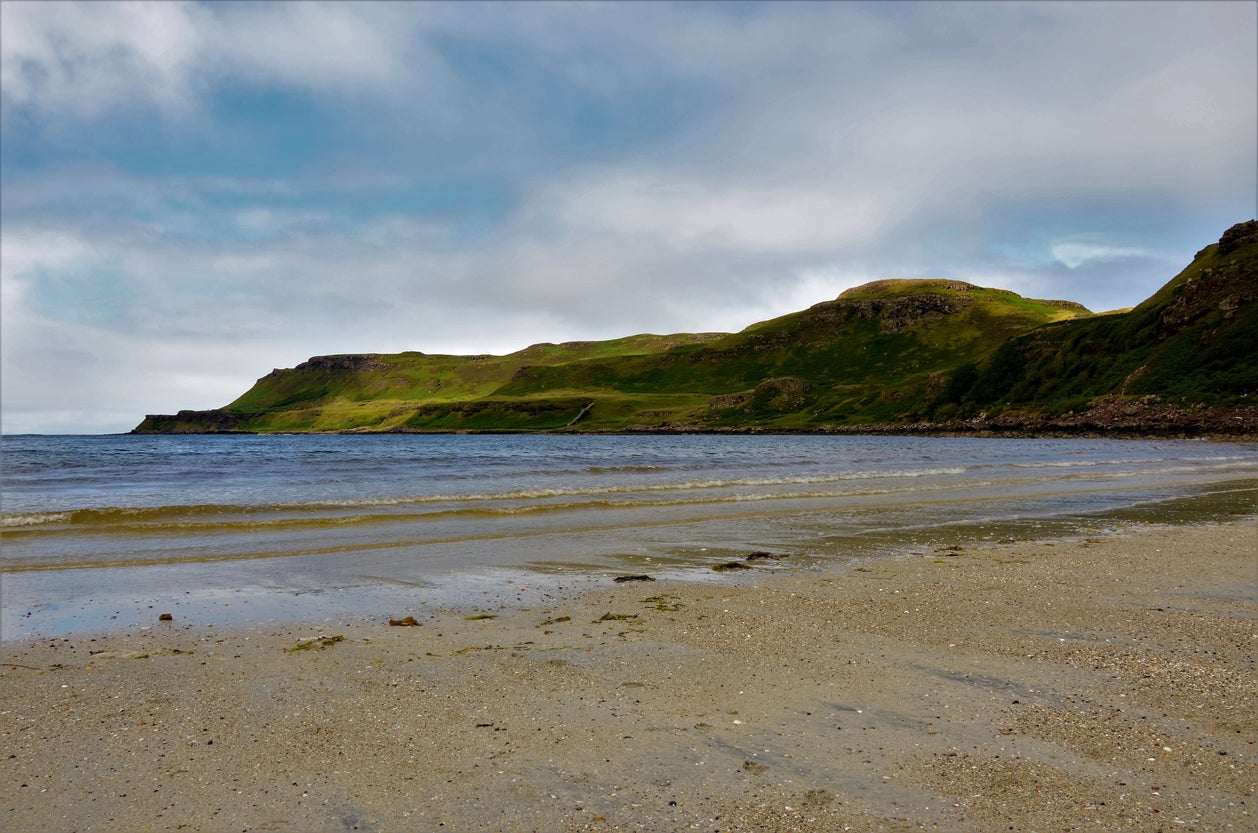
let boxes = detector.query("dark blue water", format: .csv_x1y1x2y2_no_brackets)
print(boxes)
3,434,1256,638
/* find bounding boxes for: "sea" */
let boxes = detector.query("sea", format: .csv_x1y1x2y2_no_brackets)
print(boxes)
3,433,1256,640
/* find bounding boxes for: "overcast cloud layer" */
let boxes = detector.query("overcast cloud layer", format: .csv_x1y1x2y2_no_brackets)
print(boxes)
2,1,1255,434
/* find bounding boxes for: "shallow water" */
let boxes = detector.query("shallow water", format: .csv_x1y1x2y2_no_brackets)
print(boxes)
3,434,1256,638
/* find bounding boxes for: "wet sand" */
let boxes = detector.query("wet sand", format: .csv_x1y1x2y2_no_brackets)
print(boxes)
2,521,1254,832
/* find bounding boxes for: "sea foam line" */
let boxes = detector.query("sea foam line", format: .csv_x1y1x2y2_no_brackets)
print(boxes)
0,467,972,528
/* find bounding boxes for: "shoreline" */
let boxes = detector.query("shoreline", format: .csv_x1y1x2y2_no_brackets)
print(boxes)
127,424,1258,440
3,519,1254,831
7,478,1256,643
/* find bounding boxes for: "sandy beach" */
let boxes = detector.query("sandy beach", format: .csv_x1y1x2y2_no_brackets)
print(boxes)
2,520,1254,832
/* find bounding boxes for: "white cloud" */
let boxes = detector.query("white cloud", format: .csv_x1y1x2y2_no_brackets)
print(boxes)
537,170,894,255
1,1,1254,433
0,1,428,123
210,2,424,92
1050,242,1153,270
0,303,300,435
0,227,97,285
0,1,207,118
784,265,879,309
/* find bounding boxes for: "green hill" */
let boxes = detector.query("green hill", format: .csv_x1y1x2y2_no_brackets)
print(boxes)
933,220,1258,434
136,333,725,433
489,279,1086,430
133,221,1257,436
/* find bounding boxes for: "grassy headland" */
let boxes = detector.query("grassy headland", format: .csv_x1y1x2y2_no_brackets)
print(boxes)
134,221,1258,436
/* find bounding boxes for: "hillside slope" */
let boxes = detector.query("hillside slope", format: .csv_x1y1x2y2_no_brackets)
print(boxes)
491,280,1085,429
133,221,1257,436
135,282,1083,433
136,333,723,433
933,220,1258,434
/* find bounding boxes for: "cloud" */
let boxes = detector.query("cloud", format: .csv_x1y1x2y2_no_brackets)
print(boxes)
1,1,427,128
1050,242,1154,271
0,2,206,118
536,170,895,256
213,2,422,91
1,1,1254,433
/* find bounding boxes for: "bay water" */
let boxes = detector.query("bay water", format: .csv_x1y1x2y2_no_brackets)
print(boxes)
3,433,1255,639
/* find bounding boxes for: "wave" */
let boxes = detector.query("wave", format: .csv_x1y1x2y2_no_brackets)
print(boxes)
1,466,974,529
1010,458,1164,469
2,483,974,537
6,480,1255,574
321,466,973,506
0,512,73,527
585,465,670,473
7,459,1253,534
1011,455,1258,470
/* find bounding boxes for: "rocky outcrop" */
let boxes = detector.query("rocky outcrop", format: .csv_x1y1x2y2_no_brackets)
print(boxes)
708,377,812,413
292,355,388,373
835,281,974,330
1158,222,1257,332
133,409,248,433
1215,219,1258,256
838,279,979,298
850,294,967,333
975,398,1258,438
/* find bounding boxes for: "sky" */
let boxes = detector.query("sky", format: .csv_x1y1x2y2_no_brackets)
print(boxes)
2,1,1255,434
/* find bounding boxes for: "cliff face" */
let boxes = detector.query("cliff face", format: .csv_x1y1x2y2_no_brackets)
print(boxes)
134,221,1257,436
133,409,246,434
